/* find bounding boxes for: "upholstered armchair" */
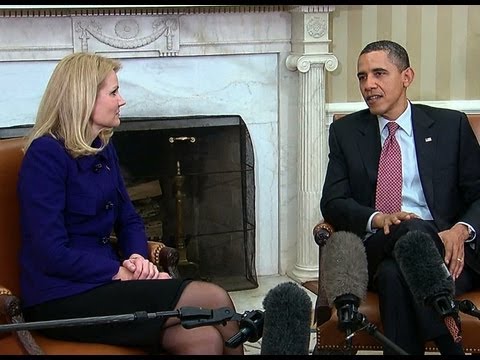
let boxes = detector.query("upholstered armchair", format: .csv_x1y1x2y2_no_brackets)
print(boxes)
312,114,480,355
0,137,180,355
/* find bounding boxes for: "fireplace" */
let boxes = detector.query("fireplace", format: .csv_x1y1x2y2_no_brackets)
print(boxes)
0,5,338,283
113,115,257,291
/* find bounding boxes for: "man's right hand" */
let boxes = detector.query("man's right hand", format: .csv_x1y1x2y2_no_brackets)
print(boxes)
372,211,419,235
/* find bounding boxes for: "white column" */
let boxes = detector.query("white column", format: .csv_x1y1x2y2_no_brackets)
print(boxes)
286,6,338,282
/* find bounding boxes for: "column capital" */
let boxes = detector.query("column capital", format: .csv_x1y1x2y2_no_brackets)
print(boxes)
286,53,338,73
288,6,335,58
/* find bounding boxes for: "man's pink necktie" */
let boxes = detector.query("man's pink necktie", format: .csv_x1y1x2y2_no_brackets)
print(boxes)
375,121,402,214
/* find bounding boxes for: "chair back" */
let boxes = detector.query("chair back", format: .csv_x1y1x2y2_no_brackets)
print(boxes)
468,114,480,143
0,137,26,296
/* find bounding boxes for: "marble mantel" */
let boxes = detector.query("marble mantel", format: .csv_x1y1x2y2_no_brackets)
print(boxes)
0,5,338,282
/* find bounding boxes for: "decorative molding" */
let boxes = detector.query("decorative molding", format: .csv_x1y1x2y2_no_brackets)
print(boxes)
0,7,291,62
74,16,179,54
289,9,333,55
288,5,335,13
286,54,338,73
306,16,327,39
0,5,290,18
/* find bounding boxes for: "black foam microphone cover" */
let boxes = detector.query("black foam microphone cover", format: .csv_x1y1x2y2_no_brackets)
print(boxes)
393,230,461,342
393,230,454,307
260,282,312,355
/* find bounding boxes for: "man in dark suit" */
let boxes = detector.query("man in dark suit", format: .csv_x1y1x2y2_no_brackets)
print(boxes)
320,40,480,355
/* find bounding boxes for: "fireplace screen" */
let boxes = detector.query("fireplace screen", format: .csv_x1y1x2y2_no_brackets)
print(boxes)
113,115,258,291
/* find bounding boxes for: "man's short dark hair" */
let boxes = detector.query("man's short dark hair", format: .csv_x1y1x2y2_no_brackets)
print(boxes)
360,40,410,71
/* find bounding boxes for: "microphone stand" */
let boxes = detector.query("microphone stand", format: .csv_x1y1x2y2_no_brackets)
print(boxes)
224,310,264,348
0,306,247,334
429,294,462,343
458,299,480,320
336,302,409,355
350,311,409,355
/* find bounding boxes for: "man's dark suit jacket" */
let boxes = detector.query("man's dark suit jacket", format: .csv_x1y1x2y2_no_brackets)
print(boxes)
320,103,480,273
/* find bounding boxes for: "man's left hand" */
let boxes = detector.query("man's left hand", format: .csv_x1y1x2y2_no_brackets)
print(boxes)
439,224,469,280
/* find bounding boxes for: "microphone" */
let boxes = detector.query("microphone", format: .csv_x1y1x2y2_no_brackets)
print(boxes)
224,310,264,348
458,299,480,320
393,230,462,343
321,231,408,354
260,282,312,355
321,231,368,335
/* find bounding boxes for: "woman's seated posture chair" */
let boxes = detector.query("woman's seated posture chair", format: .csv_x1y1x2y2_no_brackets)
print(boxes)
0,136,180,355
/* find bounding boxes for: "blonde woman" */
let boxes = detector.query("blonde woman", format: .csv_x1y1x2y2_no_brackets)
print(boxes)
18,52,243,355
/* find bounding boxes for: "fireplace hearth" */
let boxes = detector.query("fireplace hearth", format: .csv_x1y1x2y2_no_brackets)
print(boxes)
114,115,258,291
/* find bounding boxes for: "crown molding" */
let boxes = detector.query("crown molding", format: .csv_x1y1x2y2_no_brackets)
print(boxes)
0,5,293,17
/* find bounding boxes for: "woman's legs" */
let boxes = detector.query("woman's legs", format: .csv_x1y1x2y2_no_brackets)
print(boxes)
161,281,244,355
160,325,225,355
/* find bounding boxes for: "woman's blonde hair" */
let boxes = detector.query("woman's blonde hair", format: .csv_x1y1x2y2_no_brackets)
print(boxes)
24,52,122,157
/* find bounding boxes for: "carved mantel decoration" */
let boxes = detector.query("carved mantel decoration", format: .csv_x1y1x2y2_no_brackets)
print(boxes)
74,17,179,57
0,5,294,62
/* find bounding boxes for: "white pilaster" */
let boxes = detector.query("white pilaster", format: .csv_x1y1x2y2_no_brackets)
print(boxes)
286,6,338,282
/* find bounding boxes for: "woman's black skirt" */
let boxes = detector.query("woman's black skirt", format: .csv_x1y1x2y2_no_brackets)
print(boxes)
23,279,192,353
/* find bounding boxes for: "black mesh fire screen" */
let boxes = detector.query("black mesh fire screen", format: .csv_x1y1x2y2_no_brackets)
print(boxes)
113,115,258,291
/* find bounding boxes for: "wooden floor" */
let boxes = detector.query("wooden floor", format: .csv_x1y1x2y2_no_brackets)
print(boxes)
302,279,318,295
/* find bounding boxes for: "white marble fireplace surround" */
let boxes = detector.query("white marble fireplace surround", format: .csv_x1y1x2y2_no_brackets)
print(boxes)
2,5,478,283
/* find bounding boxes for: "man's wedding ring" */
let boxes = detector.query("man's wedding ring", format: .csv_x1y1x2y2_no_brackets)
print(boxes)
457,258,463,262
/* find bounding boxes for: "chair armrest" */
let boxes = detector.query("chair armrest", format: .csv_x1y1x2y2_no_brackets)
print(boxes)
313,222,334,247
147,241,180,279
0,285,44,355
312,221,335,326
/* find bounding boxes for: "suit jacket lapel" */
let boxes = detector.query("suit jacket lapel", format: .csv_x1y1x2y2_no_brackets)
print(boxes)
411,105,435,209
356,113,381,186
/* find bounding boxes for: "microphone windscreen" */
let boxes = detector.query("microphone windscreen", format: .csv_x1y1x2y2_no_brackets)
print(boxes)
260,282,312,355
393,230,454,305
321,231,368,306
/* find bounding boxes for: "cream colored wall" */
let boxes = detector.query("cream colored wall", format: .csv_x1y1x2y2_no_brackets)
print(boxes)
327,5,480,103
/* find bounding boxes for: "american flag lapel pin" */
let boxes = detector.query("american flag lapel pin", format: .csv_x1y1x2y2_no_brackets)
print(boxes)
425,137,432,142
